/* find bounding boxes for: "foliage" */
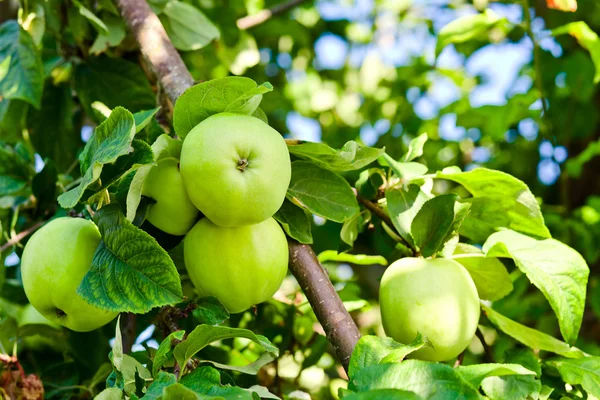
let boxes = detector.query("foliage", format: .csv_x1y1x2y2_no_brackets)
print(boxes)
0,0,599,398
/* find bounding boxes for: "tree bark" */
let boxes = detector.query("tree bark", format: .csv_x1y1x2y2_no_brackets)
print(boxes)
288,240,361,371
116,0,361,372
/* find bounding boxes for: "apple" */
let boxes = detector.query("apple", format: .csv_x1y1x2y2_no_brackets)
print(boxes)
20,217,119,332
18,304,61,351
379,257,480,362
180,113,291,227
142,158,199,236
184,217,288,313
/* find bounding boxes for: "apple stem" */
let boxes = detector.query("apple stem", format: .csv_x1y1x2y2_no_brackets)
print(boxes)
236,158,249,172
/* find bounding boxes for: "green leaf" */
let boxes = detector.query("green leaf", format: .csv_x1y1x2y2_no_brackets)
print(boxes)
58,107,136,208
481,304,586,358
134,108,161,133
453,244,513,301
94,139,154,199
483,230,589,344
411,194,470,257
179,366,254,399
553,22,600,83
74,56,156,116
273,199,313,244
126,134,182,221
173,77,272,139
0,143,32,196
545,357,600,397
349,360,484,400
340,210,370,247
382,154,428,180
287,161,359,223
90,15,126,55
0,99,28,142
480,349,542,400
159,1,219,51
163,384,213,400
566,137,600,178
95,388,123,400
456,364,536,388
192,296,230,326
198,352,276,376
144,371,177,399
355,168,385,200
287,140,385,171
72,0,109,33
437,168,550,241
403,133,428,162
152,330,185,377
341,390,422,400
77,205,183,313
348,334,431,379
27,82,81,171
481,375,541,400
173,325,279,376
0,21,44,108
436,9,510,56
385,184,429,248
317,250,387,266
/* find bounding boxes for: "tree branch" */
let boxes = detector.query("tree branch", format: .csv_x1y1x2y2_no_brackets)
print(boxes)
0,221,45,253
288,240,360,371
236,0,309,30
116,0,361,372
116,0,194,103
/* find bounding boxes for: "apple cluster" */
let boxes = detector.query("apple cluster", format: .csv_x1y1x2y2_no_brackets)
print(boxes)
19,113,291,332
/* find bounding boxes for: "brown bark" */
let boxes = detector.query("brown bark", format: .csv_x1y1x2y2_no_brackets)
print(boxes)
116,0,361,371
288,240,361,371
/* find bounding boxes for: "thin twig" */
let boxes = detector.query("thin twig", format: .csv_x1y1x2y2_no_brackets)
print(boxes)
0,221,45,253
355,192,415,253
453,350,466,368
476,328,494,363
236,0,309,30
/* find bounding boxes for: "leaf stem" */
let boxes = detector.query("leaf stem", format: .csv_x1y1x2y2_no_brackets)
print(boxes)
236,0,310,30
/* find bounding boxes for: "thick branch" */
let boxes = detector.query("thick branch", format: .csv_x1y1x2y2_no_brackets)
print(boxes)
236,0,309,30
288,240,360,371
116,0,361,372
116,0,194,102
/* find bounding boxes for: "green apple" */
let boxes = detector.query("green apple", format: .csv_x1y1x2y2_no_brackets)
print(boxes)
142,158,199,235
379,257,480,361
180,113,291,227
18,303,61,351
21,217,119,332
184,217,288,313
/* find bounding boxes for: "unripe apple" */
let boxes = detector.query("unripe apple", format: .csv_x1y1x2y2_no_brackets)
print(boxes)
379,257,480,361
21,217,119,332
142,158,199,236
180,113,291,227
18,303,61,351
184,217,288,313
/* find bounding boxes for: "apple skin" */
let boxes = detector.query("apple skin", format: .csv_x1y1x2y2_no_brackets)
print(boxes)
18,303,61,351
21,217,119,332
142,158,199,236
180,113,291,227
184,217,288,313
379,257,480,362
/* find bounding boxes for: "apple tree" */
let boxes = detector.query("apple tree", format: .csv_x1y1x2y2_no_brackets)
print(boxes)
0,0,599,398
